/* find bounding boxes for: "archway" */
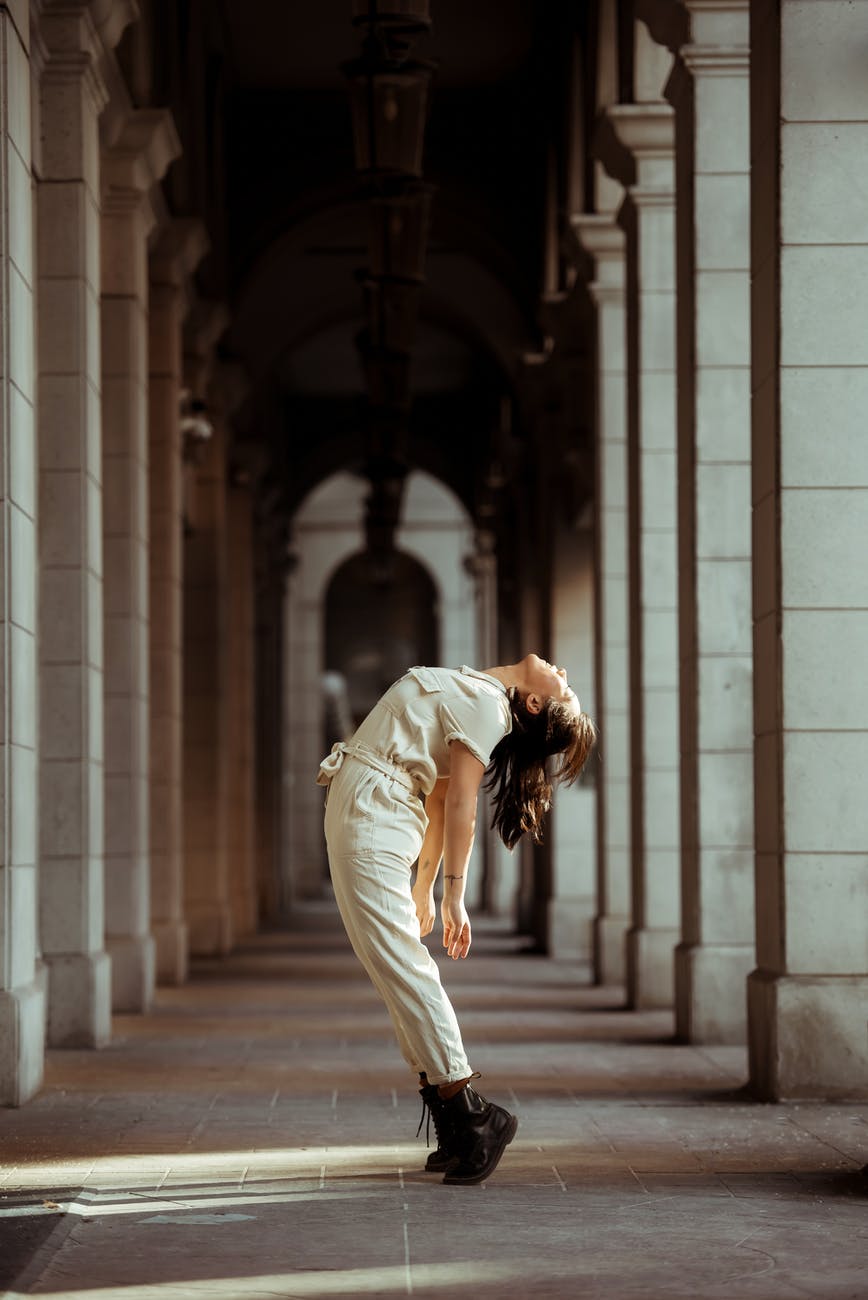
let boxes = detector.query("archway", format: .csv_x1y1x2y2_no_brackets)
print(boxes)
283,469,486,906
325,550,439,731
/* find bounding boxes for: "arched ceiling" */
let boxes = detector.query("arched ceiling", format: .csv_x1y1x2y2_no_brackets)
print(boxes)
138,0,590,519
220,0,538,92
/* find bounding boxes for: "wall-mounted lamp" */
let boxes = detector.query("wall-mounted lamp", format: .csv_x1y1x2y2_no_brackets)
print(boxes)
180,387,214,463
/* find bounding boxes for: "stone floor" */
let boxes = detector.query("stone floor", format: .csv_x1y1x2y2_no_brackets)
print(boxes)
1,914,866,1299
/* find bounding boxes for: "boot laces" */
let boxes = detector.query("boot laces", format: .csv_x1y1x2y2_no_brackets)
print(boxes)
416,1095,449,1151
415,1073,482,1148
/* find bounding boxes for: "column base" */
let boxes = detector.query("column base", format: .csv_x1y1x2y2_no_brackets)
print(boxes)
547,897,594,970
152,919,188,986
626,926,677,1008
594,914,629,985
45,951,112,1048
106,934,156,1013
0,979,46,1106
187,903,234,957
748,970,868,1100
674,942,752,1044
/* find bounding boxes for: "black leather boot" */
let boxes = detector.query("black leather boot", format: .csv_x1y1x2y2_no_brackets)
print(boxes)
440,1084,518,1185
417,1083,457,1172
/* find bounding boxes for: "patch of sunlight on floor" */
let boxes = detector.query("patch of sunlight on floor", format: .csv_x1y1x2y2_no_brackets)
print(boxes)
0,1142,436,1222
0,1188,398,1220
5,1142,424,1184
4,1260,524,1299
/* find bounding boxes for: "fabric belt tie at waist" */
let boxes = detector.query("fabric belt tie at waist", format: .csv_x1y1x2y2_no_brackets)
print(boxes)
316,741,418,794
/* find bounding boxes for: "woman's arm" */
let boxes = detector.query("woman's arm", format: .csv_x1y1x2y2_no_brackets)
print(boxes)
441,741,486,960
411,778,447,936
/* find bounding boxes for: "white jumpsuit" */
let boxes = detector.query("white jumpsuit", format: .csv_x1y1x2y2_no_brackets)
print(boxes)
317,666,512,1085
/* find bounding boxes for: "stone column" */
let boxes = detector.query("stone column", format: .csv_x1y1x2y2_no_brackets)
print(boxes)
283,499,333,907
148,219,207,984
226,477,257,938
100,110,178,1012
548,522,597,968
256,529,286,921
467,530,513,918
662,3,755,1043
747,0,868,1098
0,0,46,1103
571,212,631,985
36,1,111,1046
607,101,680,1009
182,410,233,956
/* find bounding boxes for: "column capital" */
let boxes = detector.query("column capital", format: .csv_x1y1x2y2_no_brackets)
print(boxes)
665,40,749,108
38,2,109,112
570,212,625,262
89,0,140,52
607,104,675,203
150,218,210,290
102,108,181,224
569,213,626,304
464,529,497,579
185,298,230,362
681,41,749,77
609,103,675,160
595,103,676,191
593,109,635,190
184,298,231,403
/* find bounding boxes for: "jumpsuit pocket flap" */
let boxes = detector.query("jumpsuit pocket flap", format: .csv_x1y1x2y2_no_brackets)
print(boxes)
406,666,446,694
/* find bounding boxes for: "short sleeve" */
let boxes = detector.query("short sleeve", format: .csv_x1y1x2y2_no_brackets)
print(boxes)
438,691,510,768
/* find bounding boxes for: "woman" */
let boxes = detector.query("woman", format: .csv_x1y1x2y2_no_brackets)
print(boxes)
316,654,596,1185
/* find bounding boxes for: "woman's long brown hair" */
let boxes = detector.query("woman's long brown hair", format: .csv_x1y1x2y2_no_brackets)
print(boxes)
485,688,597,849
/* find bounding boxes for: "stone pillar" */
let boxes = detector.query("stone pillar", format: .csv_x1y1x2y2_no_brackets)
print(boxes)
0,1,46,1104
36,2,111,1046
467,530,514,918
607,98,680,1009
548,522,597,968
571,211,631,986
226,477,257,938
182,412,233,956
256,529,286,921
663,3,755,1043
100,111,179,1012
283,482,352,908
747,0,868,1098
148,219,207,984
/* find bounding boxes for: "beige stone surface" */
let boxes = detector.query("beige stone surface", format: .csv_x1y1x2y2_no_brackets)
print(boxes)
147,253,189,988
2,918,865,1299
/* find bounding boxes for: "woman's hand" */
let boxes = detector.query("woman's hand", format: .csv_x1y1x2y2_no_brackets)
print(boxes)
441,897,472,960
412,881,436,937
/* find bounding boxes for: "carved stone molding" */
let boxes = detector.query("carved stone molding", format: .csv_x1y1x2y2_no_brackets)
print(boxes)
569,213,626,306
101,108,181,230
39,2,109,113
150,218,210,290
608,103,675,161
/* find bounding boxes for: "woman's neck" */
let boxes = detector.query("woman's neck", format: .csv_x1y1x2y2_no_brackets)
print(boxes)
482,663,525,692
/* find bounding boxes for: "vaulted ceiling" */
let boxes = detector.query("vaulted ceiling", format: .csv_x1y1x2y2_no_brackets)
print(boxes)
125,0,595,521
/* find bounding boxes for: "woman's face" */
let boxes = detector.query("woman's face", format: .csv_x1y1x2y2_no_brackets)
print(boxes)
523,654,580,711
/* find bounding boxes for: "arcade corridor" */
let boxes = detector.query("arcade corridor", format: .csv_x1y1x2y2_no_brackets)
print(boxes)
1,0,868,1291
2,918,865,1298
